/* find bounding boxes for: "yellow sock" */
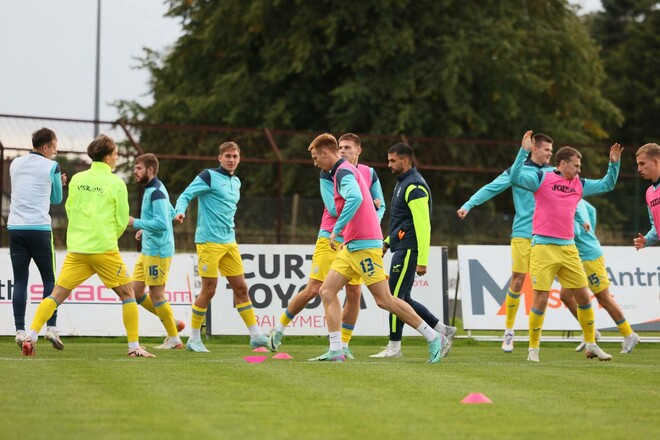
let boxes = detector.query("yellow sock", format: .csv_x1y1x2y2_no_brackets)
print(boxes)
154,300,178,337
236,301,257,327
122,299,139,343
528,307,545,349
577,304,595,343
137,293,157,315
191,304,207,330
341,323,355,344
616,318,633,337
30,296,59,333
505,289,521,329
279,309,294,327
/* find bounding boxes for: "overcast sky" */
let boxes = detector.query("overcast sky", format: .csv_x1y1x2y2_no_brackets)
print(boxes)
0,0,180,121
0,0,603,123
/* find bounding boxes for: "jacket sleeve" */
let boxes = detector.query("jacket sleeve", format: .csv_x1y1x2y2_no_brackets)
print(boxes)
460,170,512,212
509,148,542,191
644,207,659,246
115,182,130,239
333,171,363,235
134,192,170,232
175,172,211,215
582,162,620,197
50,162,63,204
370,168,386,222
407,185,431,265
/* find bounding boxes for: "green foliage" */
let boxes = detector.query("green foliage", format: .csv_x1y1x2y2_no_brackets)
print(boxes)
589,1,660,144
130,0,620,140
113,0,635,243
581,1,660,236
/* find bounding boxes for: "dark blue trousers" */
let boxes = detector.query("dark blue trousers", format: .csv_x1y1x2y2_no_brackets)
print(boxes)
388,249,438,341
9,230,58,330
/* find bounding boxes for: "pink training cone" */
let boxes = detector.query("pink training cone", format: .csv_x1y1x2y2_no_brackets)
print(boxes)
243,356,268,363
461,393,493,404
252,347,269,352
273,352,293,360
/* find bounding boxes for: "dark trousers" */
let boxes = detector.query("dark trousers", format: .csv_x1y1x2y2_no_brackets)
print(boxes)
9,230,58,330
388,248,438,341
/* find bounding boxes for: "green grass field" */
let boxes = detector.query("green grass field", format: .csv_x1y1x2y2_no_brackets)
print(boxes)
1,336,657,440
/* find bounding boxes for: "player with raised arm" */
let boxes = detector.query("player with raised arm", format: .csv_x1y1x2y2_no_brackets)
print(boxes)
509,130,622,362
457,133,554,352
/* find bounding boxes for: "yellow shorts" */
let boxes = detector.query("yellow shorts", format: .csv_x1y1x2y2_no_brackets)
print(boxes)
582,256,610,294
530,244,587,291
197,242,244,278
330,247,386,286
511,237,532,274
132,254,172,286
56,251,131,290
310,237,361,285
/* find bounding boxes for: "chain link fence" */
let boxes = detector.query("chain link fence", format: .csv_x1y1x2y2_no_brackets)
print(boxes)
1,114,649,256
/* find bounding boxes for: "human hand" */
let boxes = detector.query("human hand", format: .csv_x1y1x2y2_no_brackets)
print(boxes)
609,143,623,163
457,208,469,219
329,231,338,250
521,130,533,151
633,233,646,250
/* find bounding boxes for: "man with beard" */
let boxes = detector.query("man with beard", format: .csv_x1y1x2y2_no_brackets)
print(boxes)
129,153,184,349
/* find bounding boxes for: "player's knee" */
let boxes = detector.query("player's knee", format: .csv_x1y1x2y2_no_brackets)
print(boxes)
318,285,335,303
374,294,392,311
510,275,525,292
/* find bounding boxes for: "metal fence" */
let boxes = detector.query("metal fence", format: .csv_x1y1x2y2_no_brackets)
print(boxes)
0,114,649,255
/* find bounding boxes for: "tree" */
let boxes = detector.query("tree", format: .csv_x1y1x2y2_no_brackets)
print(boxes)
121,0,620,149
117,0,623,245
589,0,660,145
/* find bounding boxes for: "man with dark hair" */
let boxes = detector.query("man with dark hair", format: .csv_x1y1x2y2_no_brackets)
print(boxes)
174,141,269,352
457,133,555,352
22,134,155,357
371,143,456,358
633,143,660,249
10,128,67,350
129,153,184,349
509,131,622,362
308,134,445,363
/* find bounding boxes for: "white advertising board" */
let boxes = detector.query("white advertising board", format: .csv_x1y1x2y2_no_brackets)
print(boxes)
458,245,660,331
0,250,195,336
1,246,446,337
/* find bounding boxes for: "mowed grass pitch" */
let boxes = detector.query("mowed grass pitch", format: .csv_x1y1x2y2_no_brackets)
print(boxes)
0,336,657,440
